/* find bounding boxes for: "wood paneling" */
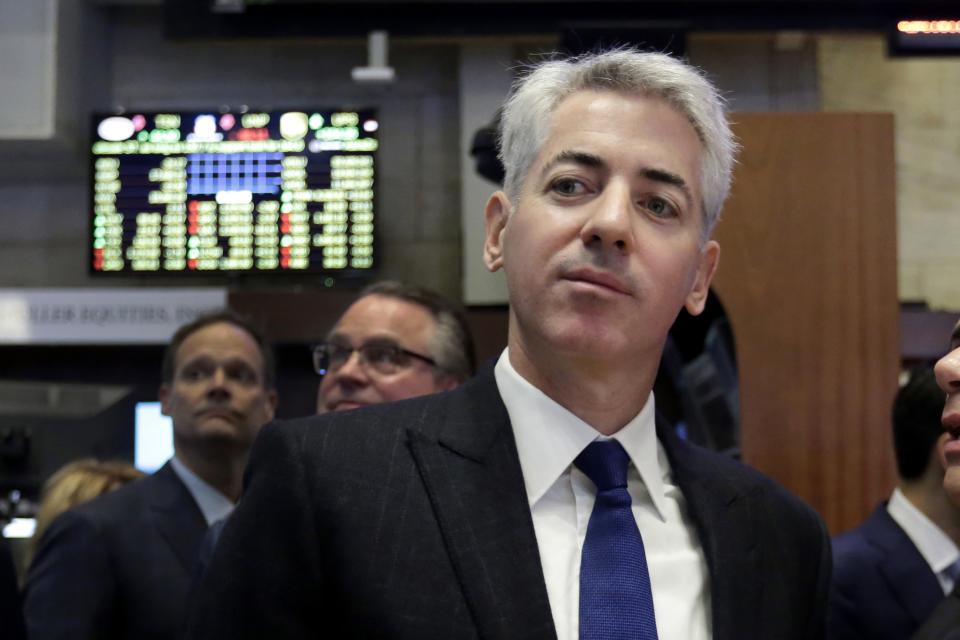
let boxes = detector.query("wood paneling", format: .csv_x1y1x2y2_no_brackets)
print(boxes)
713,112,900,534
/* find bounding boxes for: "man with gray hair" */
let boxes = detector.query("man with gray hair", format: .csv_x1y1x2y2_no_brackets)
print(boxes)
314,280,476,413
187,49,829,640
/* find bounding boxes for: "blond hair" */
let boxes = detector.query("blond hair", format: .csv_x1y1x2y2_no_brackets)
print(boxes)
30,459,144,562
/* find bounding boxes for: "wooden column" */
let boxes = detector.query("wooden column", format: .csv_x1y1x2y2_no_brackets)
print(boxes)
712,112,900,534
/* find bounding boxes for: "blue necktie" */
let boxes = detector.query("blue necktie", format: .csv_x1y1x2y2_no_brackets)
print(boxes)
575,440,659,640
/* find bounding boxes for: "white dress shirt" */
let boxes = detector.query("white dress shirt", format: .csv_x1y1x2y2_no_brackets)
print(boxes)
494,350,711,640
169,456,235,526
887,487,960,594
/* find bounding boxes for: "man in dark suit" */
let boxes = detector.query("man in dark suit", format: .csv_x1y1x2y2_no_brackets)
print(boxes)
830,367,960,639
195,280,476,569
187,49,830,640
23,310,277,640
913,319,960,639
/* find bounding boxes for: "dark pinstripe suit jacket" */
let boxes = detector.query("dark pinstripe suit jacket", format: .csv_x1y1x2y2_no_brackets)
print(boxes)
913,585,960,640
187,366,830,639
24,463,207,640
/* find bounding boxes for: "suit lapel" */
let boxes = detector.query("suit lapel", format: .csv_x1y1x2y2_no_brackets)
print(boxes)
408,369,557,640
658,422,760,640
866,507,944,625
147,463,209,573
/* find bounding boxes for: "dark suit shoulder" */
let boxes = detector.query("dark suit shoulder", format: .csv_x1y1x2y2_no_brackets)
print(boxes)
832,505,891,569
62,473,154,523
263,371,505,470
668,432,823,526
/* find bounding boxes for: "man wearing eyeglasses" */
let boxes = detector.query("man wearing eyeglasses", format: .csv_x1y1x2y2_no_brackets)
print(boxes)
313,280,476,414
188,49,829,640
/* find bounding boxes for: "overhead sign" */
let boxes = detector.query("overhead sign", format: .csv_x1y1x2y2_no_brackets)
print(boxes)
0,288,227,344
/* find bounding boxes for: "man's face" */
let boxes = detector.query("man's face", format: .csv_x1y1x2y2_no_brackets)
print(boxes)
937,320,960,502
159,321,277,456
316,294,457,413
484,90,719,372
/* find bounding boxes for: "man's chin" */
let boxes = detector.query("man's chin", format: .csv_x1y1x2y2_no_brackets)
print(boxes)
945,465,960,508
329,400,368,412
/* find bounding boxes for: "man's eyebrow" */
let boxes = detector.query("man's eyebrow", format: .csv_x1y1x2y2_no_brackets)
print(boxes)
538,150,606,181
640,167,694,207
325,331,401,347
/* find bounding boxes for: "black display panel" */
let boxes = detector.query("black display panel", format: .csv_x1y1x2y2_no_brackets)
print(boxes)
90,109,377,275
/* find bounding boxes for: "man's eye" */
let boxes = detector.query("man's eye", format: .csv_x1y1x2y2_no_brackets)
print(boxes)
642,196,677,218
228,366,257,385
327,345,353,365
551,178,587,196
181,367,209,382
365,345,401,365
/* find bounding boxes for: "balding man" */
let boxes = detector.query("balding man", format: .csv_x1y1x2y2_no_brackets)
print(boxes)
314,280,476,413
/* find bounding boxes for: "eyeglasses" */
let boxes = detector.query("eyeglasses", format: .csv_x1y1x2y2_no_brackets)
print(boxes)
312,340,437,376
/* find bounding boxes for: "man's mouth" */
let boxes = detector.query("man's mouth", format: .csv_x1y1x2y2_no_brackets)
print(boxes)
944,411,960,439
330,400,368,412
198,408,237,421
562,268,632,296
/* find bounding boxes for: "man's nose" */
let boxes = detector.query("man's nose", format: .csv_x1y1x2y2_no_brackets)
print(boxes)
580,182,634,253
332,350,370,384
935,349,960,394
207,367,230,397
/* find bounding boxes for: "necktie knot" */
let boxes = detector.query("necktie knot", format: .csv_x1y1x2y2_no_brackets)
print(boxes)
575,440,630,491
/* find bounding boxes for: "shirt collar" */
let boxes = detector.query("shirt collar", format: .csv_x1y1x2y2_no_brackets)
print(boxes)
494,349,669,522
169,456,235,526
887,487,960,575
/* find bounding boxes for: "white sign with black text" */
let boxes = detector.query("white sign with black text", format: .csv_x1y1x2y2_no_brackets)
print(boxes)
0,288,228,344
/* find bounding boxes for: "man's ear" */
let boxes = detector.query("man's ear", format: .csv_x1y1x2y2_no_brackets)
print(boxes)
483,191,511,273
158,384,171,417
684,240,720,316
265,389,278,420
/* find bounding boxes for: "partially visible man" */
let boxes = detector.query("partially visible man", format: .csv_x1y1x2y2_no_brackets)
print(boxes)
830,367,960,639
187,49,829,640
314,280,476,414
192,281,477,571
24,310,277,640
913,320,960,640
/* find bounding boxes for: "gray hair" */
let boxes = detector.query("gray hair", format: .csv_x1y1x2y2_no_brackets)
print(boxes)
499,48,738,237
358,281,476,383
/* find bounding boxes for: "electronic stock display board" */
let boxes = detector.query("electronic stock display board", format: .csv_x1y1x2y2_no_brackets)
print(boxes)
90,109,377,276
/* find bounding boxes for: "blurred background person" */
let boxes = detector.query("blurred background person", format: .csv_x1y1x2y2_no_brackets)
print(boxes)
28,459,143,567
831,367,960,639
195,281,477,573
23,310,277,640
314,280,476,413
